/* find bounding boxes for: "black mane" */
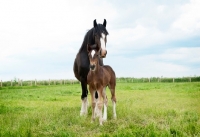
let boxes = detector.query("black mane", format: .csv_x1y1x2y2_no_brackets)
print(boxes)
79,24,108,52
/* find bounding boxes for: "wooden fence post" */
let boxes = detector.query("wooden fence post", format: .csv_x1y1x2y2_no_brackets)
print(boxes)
49,79,50,85
173,78,174,83
21,80,22,86
11,80,12,86
149,78,150,83
71,80,73,85
0,80,2,87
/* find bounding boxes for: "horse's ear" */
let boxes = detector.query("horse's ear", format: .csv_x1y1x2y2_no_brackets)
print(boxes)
103,19,106,27
93,19,97,27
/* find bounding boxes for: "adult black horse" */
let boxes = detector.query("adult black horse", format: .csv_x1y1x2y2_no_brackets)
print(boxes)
73,19,109,116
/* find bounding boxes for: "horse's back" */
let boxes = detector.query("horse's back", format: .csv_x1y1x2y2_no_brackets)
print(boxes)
103,65,115,76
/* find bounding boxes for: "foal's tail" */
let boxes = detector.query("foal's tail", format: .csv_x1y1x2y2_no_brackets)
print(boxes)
110,88,116,103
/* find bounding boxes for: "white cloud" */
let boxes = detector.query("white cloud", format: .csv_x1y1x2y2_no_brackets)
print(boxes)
158,47,200,63
157,5,167,13
104,47,200,78
104,55,190,78
0,0,200,80
172,0,200,33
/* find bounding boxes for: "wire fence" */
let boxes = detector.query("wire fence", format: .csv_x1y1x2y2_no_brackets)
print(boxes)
0,79,79,87
116,76,200,83
1,76,200,87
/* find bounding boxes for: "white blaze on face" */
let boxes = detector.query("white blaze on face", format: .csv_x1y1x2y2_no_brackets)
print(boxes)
100,33,106,51
91,50,95,58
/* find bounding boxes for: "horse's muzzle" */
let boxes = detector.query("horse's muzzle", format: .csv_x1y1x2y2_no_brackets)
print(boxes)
90,65,95,71
100,50,107,58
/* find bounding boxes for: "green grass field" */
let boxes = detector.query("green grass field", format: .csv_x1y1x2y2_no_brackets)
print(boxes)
0,83,200,137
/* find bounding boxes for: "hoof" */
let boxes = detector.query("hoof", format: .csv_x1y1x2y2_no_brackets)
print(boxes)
80,113,84,116
102,117,107,122
80,112,87,116
99,123,103,126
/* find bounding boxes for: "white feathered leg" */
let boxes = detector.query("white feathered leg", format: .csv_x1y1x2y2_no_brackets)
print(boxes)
102,87,107,121
80,97,88,116
112,99,117,119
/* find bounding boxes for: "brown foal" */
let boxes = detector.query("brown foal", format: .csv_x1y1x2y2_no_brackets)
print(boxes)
87,46,116,125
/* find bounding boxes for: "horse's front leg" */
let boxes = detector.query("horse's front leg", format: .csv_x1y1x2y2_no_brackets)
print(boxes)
80,77,88,116
89,87,96,122
97,88,103,125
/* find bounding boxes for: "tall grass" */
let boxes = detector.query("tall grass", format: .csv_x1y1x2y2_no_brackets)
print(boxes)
0,83,200,136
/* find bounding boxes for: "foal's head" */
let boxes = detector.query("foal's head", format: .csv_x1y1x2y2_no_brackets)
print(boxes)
87,45,100,71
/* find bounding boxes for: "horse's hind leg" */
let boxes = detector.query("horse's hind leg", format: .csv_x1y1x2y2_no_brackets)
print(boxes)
109,86,117,119
80,77,88,116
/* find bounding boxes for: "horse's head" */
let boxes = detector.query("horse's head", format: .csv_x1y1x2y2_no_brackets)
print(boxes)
92,19,108,58
87,45,100,71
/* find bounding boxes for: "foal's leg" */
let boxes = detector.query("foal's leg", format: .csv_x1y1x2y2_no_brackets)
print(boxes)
97,88,103,125
102,87,108,121
94,91,98,117
80,77,88,116
109,86,117,119
89,87,96,122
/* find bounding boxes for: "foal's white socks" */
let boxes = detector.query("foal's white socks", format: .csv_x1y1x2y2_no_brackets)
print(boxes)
103,103,107,121
112,100,117,119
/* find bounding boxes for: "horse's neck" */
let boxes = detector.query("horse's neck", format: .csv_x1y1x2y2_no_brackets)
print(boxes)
79,29,94,53
79,41,88,53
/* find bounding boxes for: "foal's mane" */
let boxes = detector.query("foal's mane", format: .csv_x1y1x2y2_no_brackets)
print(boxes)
79,24,109,52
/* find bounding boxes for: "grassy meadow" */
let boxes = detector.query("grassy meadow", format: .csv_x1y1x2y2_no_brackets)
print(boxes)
0,82,200,136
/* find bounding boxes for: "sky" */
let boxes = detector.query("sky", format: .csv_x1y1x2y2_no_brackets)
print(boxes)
0,0,200,81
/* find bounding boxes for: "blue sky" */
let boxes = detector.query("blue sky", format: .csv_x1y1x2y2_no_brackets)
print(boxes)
0,0,200,81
